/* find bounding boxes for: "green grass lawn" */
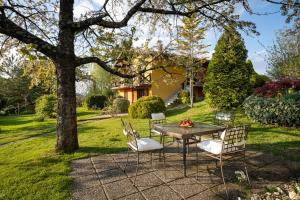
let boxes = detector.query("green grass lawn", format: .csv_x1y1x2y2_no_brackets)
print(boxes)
0,101,299,199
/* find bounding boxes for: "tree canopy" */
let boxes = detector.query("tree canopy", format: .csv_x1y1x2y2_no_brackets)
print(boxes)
267,23,300,79
204,27,251,109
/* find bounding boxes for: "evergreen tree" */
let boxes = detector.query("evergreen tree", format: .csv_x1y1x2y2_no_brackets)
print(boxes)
203,27,251,109
177,13,209,107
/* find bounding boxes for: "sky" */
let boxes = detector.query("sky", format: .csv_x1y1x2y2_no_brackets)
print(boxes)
73,1,292,75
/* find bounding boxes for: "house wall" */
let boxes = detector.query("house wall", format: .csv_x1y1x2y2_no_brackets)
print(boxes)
151,66,186,101
116,89,136,103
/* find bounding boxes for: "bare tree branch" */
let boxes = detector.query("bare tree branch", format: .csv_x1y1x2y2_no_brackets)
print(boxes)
0,9,57,59
73,0,147,32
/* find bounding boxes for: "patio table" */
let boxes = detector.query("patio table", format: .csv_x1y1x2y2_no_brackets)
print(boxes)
153,122,225,176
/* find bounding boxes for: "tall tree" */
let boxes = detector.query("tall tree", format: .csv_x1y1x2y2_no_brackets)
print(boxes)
267,23,300,79
203,27,251,109
177,13,209,107
0,0,298,152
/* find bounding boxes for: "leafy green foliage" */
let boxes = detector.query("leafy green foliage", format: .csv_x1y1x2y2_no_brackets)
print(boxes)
204,27,251,109
88,64,113,96
35,95,57,119
246,60,270,88
243,94,300,127
176,12,209,107
85,95,107,109
267,24,300,79
178,89,190,104
112,97,130,113
128,96,166,118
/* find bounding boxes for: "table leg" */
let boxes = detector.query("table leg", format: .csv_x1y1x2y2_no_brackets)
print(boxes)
182,139,187,177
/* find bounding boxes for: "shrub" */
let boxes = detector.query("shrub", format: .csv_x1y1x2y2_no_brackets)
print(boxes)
35,94,57,119
203,27,251,109
85,95,107,109
243,94,300,127
112,97,130,113
255,79,300,97
76,95,85,107
253,74,270,88
128,96,166,118
178,90,190,104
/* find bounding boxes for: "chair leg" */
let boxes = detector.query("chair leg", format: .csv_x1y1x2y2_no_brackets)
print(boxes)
150,152,153,168
196,149,199,180
133,152,140,186
219,159,229,199
123,147,130,172
243,153,251,185
163,149,166,178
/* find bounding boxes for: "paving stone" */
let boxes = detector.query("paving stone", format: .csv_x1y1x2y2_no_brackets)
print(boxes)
72,186,107,200
154,167,183,182
98,168,127,184
91,155,115,164
250,161,292,184
70,151,296,200
186,189,223,200
117,192,145,200
169,177,207,199
103,178,138,200
210,183,242,199
70,159,95,176
124,163,155,177
142,185,182,200
246,153,278,168
193,170,222,188
130,172,164,191
93,161,119,173
71,173,100,190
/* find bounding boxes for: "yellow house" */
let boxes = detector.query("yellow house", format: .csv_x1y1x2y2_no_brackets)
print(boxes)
111,53,207,104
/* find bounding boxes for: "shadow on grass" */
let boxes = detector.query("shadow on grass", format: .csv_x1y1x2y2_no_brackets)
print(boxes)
76,111,100,118
166,105,190,117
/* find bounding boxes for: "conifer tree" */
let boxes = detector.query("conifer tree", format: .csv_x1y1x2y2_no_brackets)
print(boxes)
203,27,251,109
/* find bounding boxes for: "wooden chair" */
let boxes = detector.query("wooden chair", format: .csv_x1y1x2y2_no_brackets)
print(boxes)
121,118,166,185
196,126,250,198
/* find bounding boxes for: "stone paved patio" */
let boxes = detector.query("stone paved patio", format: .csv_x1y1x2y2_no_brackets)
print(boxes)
70,146,299,200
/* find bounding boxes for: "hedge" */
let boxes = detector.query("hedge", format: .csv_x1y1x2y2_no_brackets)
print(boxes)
35,94,57,120
85,95,107,109
243,95,300,127
128,96,166,118
113,97,130,113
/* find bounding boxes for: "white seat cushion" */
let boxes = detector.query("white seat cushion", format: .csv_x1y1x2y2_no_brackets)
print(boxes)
197,139,223,155
216,112,232,121
151,113,166,120
128,138,163,152
150,129,163,135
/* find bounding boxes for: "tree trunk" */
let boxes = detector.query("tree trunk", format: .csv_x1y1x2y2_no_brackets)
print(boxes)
55,60,78,152
190,68,194,108
55,0,79,152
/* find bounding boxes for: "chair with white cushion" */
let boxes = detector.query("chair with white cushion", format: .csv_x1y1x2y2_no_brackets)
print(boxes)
121,118,166,185
196,126,250,198
149,113,166,142
214,111,235,127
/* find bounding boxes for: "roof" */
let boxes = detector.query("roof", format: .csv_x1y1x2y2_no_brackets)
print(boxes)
111,83,151,90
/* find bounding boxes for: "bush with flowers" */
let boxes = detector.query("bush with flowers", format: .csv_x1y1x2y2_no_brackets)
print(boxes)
243,79,300,127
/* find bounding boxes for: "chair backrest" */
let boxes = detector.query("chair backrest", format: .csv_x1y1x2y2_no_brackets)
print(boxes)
151,113,166,120
149,113,166,129
120,118,140,150
221,126,247,154
214,111,235,126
